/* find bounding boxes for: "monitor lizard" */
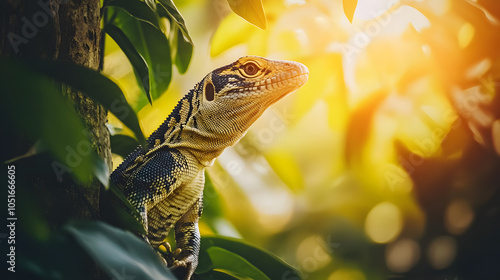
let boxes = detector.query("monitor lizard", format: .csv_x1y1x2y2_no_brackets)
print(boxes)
110,56,309,279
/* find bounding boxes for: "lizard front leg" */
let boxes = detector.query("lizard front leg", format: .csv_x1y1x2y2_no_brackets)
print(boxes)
170,198,203,280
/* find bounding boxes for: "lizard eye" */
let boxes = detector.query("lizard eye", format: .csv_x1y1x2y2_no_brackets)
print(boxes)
242,62,259,76
204,82,215,101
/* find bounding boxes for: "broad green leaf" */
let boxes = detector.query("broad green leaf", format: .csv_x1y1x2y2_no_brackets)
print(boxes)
16,172,51,241
205,247,270,280
104,23,151,104
174,28,193,74
28,59,146,146
343,0,358,23
198,236,301,279
106,0,161,30
227,0,267,29
108,6,172,101
157,0,194,44
65,221,176,280
19,229,93,279
110,134,140,159
0,59,100,184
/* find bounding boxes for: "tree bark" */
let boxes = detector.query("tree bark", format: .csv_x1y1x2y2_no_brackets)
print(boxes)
1,0,109,228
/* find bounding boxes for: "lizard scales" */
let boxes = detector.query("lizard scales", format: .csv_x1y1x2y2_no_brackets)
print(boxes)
110,56,308,279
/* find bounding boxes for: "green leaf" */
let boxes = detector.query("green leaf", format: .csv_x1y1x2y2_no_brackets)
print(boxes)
174,28,193,74
157,0,194,44
28,59,146,146
110,134,140,159
65,221,176,280
106,0,161,30
0,59,100,184
198,236,301,279
104,24,151,104
107,6,172,101
227,0,268,29
343,0,358,23
205,247,270,280
19,229,94,280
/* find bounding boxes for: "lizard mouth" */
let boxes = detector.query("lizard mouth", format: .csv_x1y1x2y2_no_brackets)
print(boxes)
291,62,309,88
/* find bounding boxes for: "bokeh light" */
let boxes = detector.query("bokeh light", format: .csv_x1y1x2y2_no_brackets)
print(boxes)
385,238,420,273
428,236,457,270
445,199,474,235
365,202,403,244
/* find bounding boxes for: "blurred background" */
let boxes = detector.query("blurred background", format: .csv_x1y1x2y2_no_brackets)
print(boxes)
104,0,500,279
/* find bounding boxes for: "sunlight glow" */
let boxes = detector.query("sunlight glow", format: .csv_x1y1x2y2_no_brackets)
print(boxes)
285,0,306,6
354,0,397,20
427,0,452,16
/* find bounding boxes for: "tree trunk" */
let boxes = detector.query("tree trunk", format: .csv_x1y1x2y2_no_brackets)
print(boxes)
0,0,110,229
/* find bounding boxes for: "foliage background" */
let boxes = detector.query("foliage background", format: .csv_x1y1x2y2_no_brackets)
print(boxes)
2,0,500,279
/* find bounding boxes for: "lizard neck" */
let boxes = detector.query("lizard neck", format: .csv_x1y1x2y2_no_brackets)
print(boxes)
176,128,243,167
168,100,266,167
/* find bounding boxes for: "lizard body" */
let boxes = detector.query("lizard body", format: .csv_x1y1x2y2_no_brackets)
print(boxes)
110,56,308,279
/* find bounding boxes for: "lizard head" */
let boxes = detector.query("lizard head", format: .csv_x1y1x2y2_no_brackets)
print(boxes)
196,56,308,134
202,56,308,108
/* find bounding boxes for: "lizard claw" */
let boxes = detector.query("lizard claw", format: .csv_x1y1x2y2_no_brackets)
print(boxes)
162,242,173,254
169,248,197,280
